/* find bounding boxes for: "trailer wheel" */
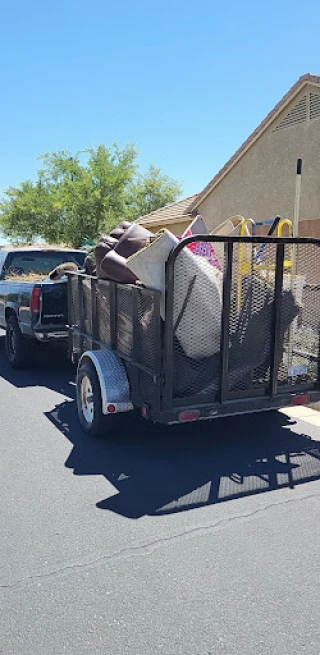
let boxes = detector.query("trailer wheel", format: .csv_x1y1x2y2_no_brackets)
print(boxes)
5,314,30,369
76,359,117,438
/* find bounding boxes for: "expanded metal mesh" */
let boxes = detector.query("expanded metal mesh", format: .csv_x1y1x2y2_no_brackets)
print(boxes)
136,289,160,407
97,280,111,345
68,274,160,409
228,242,276,394
278,243,320,389
170,239,320,404
82,278,93,336
116,286,134,358
172,246,224,401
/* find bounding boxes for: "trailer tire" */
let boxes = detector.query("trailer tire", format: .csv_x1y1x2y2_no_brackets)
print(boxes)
5,314,30,369
76,359,117,438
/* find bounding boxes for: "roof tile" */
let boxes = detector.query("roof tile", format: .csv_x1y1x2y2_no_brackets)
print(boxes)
138,193,198,225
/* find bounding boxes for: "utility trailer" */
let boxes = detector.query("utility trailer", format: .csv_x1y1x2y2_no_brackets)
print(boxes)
68,235,320,437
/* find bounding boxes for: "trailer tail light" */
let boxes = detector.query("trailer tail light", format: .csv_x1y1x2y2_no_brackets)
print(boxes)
291,394,309,406
178,410,200,423
30,287,42,314
107,404,116,414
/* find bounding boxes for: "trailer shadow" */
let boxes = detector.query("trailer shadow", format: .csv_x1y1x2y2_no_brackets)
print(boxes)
0,332,75,398
46,399,320,519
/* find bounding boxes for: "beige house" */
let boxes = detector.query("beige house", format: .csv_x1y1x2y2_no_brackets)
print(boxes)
139,73,320,237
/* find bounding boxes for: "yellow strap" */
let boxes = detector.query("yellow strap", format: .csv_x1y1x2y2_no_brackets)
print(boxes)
240,219,255,236
277,219,293,237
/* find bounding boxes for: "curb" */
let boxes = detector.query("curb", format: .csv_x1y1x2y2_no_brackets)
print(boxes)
308,401,320,412
280,405,320,428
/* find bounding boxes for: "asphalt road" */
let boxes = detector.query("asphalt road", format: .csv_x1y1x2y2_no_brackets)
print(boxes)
1,329,320,655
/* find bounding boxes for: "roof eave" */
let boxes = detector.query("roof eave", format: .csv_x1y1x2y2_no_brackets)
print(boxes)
138,214,192,228
190,74,320,212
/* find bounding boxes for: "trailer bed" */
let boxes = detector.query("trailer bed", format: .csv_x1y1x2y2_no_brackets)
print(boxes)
68,235,320,426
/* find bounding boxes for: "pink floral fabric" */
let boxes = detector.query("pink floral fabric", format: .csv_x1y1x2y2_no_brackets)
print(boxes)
178,229,221,270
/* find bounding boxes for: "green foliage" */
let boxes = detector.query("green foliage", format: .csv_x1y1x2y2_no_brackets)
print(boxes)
0,144,182,248
127,165,182,219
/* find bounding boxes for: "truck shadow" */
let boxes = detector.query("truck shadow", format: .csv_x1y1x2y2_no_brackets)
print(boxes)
0,333,75,398
46,399,320,519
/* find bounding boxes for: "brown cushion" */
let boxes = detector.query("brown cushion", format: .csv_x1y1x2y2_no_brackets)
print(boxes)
110,221,132,240
99,250,138,284
95,237,118,277
97,222,153,283
115,223,152,258
98,235,118,247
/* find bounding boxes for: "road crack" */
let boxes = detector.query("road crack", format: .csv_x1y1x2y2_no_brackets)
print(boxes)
1,492,319,590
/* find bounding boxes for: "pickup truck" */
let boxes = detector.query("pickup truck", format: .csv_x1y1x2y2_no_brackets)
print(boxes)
0,247,86,368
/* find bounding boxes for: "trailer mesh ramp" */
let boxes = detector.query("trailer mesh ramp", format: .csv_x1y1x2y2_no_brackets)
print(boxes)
278,242,320,390
170,239,320,404
227,242,277,395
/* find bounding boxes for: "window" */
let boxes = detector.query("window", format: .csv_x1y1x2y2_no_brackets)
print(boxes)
3,250,86,276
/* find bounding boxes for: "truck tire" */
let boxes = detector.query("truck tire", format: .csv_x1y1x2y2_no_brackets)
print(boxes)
5,314,30,369
76,359,117,438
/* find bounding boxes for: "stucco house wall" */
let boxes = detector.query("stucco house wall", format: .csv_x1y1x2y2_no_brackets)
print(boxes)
196,83,320,236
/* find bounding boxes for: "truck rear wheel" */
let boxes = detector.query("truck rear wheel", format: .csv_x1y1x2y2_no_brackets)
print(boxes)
76,359,117,438
5,314,30,369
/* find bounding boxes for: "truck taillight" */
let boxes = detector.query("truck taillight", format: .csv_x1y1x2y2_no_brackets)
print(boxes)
30,287,42,314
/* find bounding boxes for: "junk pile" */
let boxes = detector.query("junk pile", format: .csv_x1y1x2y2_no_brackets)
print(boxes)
90,215,300,397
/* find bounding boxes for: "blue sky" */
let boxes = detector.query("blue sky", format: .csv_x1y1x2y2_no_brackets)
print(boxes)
1,0,319,202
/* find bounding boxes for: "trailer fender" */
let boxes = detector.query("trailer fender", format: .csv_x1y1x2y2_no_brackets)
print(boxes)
78,349,133,415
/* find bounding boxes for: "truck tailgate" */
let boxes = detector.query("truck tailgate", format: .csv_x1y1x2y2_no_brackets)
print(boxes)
40,280,68,326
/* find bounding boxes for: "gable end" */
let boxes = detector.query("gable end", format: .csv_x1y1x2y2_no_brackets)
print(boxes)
274,95,307,130
310,92,320,120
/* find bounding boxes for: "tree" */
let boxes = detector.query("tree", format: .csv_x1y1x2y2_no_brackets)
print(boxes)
127,165,182,219
0,144,182,248
0,181,47,244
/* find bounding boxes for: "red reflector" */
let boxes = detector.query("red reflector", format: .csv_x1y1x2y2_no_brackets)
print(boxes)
30,287,42,313
178,410,200,423
107,404,116,414
141,407,147,418
292,395,309,406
